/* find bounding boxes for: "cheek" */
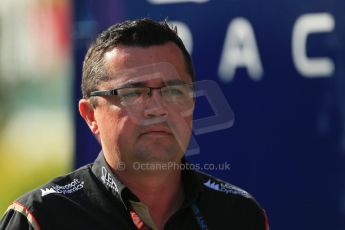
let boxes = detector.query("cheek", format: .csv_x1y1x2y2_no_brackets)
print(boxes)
96,106,123,141
109,110,140,144
98,116,118,144
169,112,193,140
183,116,193,140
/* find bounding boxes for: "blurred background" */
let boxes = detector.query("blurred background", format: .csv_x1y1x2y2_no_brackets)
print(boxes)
0,0,72,213
1,0,345,229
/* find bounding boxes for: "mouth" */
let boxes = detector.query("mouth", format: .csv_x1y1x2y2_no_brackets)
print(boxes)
140,126,173,137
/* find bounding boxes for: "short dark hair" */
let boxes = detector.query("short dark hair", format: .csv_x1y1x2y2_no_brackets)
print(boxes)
81,18,195,101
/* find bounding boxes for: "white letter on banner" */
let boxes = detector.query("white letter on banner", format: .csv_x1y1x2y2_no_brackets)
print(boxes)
292,13,335,78
218,18,263,82
169,21,193,54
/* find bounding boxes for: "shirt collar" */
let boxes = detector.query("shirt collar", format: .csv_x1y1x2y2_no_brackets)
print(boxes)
91,151,203,209
91,152,128,205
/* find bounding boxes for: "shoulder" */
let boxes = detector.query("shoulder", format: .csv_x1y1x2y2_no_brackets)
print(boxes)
18,164,92,206
195,170,254,199
0,164,93,230
193,170,269,230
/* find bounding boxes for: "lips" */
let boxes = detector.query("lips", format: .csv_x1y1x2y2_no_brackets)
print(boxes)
140,125,173,136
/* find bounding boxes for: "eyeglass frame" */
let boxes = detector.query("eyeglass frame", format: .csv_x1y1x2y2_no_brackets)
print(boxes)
88,82,196,106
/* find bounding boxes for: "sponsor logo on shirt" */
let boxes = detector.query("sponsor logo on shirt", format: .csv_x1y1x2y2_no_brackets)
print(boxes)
41,179,84,197
101,166,119,193
203,179,251,198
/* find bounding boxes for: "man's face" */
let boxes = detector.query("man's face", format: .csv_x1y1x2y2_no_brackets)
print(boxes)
81,42,194,170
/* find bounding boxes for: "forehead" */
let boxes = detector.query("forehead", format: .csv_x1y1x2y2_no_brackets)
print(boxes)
102,43,191,86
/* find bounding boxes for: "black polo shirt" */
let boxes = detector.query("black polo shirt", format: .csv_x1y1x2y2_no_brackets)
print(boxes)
0,152,268,230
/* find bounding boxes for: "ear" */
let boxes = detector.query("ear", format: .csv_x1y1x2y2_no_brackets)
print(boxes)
79,99,99,135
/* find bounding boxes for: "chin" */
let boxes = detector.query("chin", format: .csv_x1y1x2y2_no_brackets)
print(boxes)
134,145,182,163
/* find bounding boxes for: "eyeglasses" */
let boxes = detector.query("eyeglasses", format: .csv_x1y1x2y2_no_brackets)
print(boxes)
89,83,195,108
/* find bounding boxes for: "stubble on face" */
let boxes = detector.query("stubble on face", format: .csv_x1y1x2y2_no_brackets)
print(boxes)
98,43,194,172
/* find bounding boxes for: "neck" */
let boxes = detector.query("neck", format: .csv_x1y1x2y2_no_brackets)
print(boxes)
116,168,184,230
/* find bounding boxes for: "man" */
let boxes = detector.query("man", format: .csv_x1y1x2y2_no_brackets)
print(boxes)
0,18,268,230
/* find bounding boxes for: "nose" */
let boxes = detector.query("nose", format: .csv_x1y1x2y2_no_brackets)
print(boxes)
143,89,168,118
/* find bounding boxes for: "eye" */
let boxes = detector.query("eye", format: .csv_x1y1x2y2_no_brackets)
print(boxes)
164,86,185,96
118,88,144,99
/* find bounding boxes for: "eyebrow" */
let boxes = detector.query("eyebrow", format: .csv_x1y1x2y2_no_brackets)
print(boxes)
165,79,188,85
119,79,188,88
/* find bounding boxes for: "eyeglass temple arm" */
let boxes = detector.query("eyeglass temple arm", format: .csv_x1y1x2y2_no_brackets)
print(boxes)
89,89,117,97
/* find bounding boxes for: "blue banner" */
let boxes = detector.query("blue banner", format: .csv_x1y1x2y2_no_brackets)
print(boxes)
73,1,345,229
